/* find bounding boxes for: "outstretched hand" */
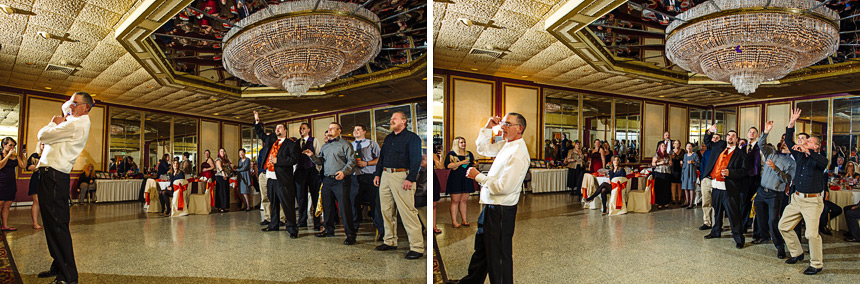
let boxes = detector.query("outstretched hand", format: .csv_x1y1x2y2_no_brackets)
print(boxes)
485,116,501,129
253,110,260,123
764,120,773,134
788,108,801,127
708,124,717,134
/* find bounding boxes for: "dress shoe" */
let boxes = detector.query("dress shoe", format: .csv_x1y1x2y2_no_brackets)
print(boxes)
260,220,271,226
704,234,718,239
845,237,860,242
37,271,57,278
802,266,822,275
344,238,356,245
375,244,397,251
405,251,423,259
315,232,333,238
261,227,279,232
751,239,770,245
777,249,786,259
290,233,298,239
49,280,76,284
698,224,712,230
785,254,805,264
736,243,744,249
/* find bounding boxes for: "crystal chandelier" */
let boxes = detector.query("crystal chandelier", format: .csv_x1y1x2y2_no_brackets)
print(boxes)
222,0,381,96
665,0,839,95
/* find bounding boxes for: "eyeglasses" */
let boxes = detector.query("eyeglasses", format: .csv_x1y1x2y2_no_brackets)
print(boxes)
500,121,519,127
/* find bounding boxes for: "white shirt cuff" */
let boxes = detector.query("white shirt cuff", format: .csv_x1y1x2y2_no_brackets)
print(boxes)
475,173,488,184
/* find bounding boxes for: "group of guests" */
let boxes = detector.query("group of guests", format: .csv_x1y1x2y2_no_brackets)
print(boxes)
650,131,700,210
251,110,426,260
694,108,860,275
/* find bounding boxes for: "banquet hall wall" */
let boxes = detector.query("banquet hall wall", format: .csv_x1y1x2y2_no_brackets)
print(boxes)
1,85,426,203
435,69,852,169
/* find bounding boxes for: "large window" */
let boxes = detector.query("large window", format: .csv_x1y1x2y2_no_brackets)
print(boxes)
109,108,142,169
544,89,580,159
833,97,860,165
143,112,171,171
582,94,613,150
615,98,641,162
796,100,830,159
339,110,372,141
374,104,412,145
689,108,712,145
173,116,198,175
0,94,20,143
715,107,737,135
433,75,445,155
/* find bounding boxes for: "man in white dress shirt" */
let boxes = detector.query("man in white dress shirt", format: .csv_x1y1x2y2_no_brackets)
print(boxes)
35,92,93,284
459,113,530,284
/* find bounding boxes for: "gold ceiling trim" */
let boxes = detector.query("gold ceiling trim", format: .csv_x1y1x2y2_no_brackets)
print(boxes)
545,0,858,90
116,0,420,98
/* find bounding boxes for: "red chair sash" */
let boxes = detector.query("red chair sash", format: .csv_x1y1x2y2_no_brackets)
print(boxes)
173,183,189,211
207,181,216,206
145,191,150,205
647,178,655,205
612,181,628,209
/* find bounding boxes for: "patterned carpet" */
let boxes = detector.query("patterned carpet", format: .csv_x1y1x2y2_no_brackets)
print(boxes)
0,233,22,284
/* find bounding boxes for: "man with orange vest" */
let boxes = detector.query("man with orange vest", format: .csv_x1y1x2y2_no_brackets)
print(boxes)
703,124,749,249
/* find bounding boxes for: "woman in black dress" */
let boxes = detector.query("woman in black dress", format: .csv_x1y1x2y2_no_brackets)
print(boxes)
445,136,475,228
651,141,673,209
585,156,626,214
26,142,44,229
670,140,684,205
0,137,26,231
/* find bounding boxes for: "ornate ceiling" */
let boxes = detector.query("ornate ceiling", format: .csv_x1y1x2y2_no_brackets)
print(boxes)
434,0,860,105
0,0,426,123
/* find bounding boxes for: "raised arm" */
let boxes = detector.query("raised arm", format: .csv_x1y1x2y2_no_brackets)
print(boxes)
37,121,81,145
476,117,504,157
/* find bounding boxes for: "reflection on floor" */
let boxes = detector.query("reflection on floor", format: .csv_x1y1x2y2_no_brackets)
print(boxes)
5,202,426,283
435,192,860,283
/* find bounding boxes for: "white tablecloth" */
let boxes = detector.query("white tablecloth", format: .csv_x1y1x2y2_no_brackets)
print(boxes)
529,169,568,193
829,189,860,231
95,180,143,202
596,177,610,185
158,182,171,190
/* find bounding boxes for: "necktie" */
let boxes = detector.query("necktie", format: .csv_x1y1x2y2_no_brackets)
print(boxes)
301,138,305,149
356,140,364,161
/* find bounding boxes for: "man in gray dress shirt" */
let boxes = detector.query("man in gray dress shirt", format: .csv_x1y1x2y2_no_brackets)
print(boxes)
350,124,383,239
751,121,795,259
304,122,357,245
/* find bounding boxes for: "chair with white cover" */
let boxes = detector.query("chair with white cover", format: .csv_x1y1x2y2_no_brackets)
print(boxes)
607,177,631,216
144,179,161,213
170,179,191,217
188,180,213,215
581,173,601,210
627,175,654,213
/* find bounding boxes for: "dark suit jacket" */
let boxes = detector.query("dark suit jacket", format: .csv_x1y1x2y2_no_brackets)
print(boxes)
741,142,762,177
255,123,300,185
722,147,748,193
702,131,726,179
254,123,274,174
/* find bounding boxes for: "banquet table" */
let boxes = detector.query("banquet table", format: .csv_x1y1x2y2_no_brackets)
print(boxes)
529,169,568,193
95,179,143,202
829,189,860,232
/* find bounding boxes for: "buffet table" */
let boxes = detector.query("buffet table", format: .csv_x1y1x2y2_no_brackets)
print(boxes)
829,189,860,232
528,169,568,193
95,179,143,202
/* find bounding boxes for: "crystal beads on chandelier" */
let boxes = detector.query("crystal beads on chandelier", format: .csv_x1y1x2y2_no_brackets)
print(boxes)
665,0,839,95
222,0,381,96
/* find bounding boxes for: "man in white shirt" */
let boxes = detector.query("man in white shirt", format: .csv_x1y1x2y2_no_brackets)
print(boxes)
35,92,93,284
460,113,530,284
296,123,323,230
663,131,673,155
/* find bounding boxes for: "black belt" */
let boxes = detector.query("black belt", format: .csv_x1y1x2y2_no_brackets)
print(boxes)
325,175,339,179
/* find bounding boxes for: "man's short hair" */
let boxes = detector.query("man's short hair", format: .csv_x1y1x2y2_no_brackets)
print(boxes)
300,122,310,129
392,111,408,120
798,132,810,139
354,124,367,132
239,148,246,153
75,91,94,108
183,152,190,158
727,130,738,136
330,122,342,131
811,136,822,147
749,126,758,132
506,112,527,133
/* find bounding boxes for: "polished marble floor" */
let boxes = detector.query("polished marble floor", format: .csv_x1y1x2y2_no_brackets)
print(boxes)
5,202,427,283
435,192,860,283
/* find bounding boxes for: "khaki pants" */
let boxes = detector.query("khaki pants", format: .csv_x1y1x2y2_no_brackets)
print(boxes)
779,193,824,268
258,173,284,222
701,177,713,226
379,171,424,253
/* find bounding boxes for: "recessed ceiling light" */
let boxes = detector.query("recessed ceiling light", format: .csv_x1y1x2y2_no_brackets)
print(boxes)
44,87,51,90
767,95,773,97
210,98,218,101
682,99,688,101
146,85,153,88
312,109,318,112
446,45,456,49
470,68,478,71
658,95,665,97
338,94,344,97
235,116,240,119
521,75,528,78
213,113,219,115
25,62,34,65
268,110,274,112
422,77,427,80
583,69,591,72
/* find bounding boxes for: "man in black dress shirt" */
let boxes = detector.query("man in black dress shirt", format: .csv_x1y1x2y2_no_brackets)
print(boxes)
778,108,828,275
373,111,424,259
